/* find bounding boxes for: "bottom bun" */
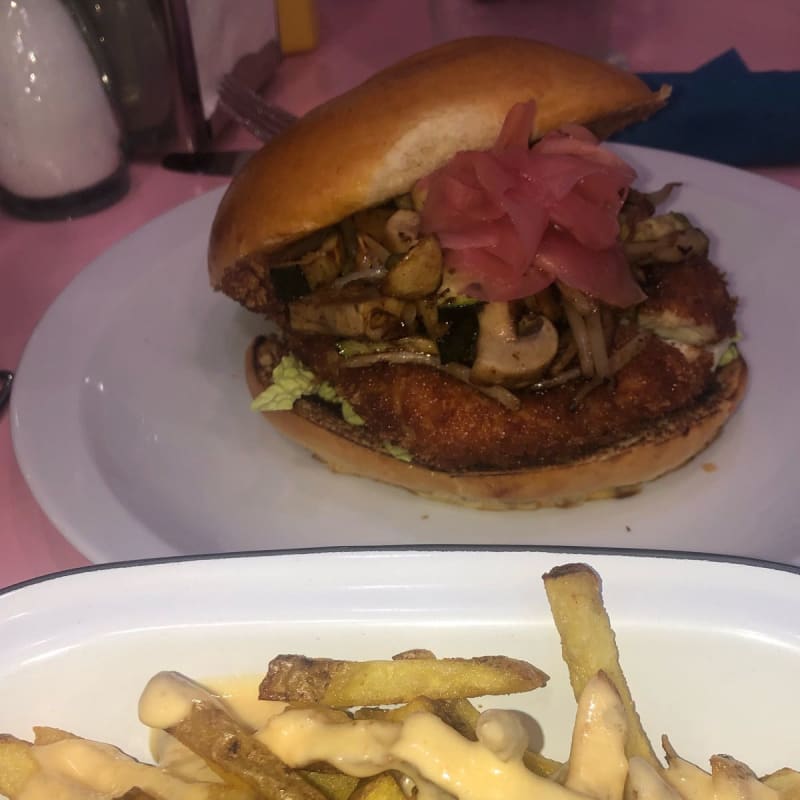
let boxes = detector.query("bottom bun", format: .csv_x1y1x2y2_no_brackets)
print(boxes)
245,341,748,510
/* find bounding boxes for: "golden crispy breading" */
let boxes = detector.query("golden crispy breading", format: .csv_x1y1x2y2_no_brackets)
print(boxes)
219,254,286,319
288,332,714,472
268,258,734,472
639,259,737,342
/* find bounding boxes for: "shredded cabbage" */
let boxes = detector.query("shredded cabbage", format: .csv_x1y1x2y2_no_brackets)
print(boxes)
251,355,365,426
383,443,413,463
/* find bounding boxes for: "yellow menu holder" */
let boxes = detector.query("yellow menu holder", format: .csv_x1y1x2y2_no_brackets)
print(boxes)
276,0,319,53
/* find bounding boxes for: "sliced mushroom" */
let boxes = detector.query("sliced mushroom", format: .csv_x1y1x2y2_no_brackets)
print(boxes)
301,233,343,289
382,236,443,299
289,285,407,341
336,336,439,359
331,233,393,289
269,227,336,267
523,285,562,322
416,297,447,340
470,302,559,388
384,209,421,253
623,213,709,266
269,232,343,296
353,206,395,246
557,281,597,316
356,233,391,271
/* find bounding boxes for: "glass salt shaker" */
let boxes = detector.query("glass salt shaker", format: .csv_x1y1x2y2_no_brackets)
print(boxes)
0,0,129,220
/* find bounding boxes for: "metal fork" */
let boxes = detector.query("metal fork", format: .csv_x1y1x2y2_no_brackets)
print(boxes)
218,74,298,142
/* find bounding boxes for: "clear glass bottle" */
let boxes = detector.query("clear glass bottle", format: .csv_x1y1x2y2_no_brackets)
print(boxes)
0,0,129,220
73,0,211,155
75,0,176,152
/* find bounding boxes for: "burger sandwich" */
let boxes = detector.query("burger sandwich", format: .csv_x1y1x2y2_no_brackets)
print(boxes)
208,37,746,509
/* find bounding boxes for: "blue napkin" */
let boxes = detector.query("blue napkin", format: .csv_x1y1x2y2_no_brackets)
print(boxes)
610,49,800,167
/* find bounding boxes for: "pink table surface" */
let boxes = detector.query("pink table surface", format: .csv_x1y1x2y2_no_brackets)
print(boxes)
2,0,799,590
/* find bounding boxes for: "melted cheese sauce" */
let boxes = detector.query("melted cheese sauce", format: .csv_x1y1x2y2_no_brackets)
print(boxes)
148,673,287,782
139,672,582,800
629,757,684,800
474,708,529,762
21,738,212,800
151,737,221,784
16,673,284,800
18,669,766,800
663,754,714,800
564,674,627,800
17,772,95,800
206,674,287,730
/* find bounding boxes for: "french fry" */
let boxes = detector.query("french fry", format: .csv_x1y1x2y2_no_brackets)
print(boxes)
32,726,75,746
711,755,779,800
354,692,561,780
392,649,436,660
626,757,683,800
322,646,561,779
260,655,547,707
661,736,713,800
378,651,492,741
167,698,328,800
300,770,360,800
354,695,476,741
433,696,480,738
0,732,252,800
437,695,562,778
355,696,440,720
543,563,659,767
348,773,406,800
763,769,800,800
661,742,798,800
373,646,562,780
0,736,38,799
4,561,797,800
389,711,568,799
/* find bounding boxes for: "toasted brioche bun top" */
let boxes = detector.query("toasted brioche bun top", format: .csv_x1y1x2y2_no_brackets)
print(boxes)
209,36,668,288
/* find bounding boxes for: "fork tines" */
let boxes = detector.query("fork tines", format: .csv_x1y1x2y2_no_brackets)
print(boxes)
218,74,298,142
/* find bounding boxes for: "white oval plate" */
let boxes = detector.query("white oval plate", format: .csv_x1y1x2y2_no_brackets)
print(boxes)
1,548,799,778
11,146,800,564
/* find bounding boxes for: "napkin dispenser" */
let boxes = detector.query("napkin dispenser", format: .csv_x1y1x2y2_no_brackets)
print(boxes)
75,0,316,155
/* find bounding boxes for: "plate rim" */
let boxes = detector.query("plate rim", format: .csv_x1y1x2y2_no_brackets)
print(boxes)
3,544,799,600
10,186,228,564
